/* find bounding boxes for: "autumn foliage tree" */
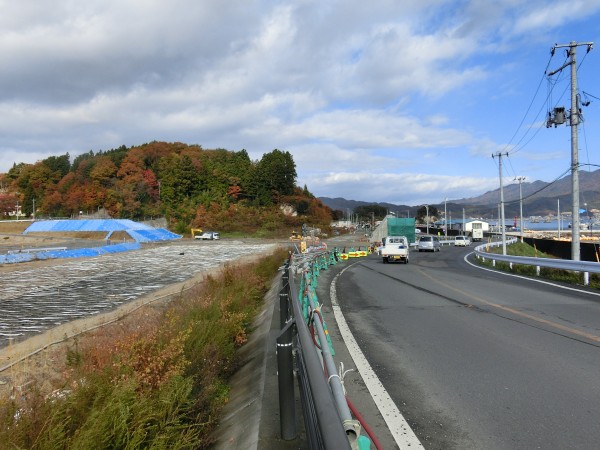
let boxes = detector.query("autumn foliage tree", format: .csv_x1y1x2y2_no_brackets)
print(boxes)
1,142,332,234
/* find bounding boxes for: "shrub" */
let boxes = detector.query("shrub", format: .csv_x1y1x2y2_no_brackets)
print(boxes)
0,248,288,449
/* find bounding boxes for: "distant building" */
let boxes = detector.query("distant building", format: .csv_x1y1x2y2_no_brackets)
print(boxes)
455,219,489,233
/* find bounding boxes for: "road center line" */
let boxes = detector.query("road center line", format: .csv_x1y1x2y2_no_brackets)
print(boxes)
420,267,600,343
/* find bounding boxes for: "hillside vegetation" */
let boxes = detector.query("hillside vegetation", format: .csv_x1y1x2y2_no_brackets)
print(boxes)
0,142,332,235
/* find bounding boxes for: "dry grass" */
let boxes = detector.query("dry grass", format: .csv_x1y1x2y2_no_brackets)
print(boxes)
0,248,288,449
0,220,31,234
26,231,109,239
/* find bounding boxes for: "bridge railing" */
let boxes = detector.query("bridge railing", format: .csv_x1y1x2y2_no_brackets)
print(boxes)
474,238,600,285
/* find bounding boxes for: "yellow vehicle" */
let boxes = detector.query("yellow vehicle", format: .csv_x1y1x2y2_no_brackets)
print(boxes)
289,231,303,241
191,228,203,239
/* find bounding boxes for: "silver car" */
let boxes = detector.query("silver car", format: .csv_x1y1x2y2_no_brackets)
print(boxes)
418,235,441,252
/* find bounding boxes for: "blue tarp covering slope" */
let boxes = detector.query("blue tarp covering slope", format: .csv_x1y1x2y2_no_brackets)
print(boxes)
1,219,181,264
23,219,181,242
0,242,141,264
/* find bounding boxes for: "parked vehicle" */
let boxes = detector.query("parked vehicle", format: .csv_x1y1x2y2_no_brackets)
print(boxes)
454,236,470,247
379,236,410,263
196,231,220,240
417,235,441,252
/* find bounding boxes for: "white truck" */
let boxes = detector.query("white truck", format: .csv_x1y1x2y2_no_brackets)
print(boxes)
471,226,483,242
379,235,410,264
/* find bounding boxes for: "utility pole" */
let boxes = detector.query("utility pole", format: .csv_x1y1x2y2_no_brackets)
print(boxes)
444,197,448,239
493,152,508,255
515,176,525,242
547,40,593,261
558,199,561,239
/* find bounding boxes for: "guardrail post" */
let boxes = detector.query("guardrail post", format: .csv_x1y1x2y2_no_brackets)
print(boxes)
584,272,590,286
536,266,540,276
277,320,296,440
279,285,290,329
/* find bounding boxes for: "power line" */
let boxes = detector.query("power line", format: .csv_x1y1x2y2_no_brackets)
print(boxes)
509,47,592,156
499,53,557,156
503,166,572,205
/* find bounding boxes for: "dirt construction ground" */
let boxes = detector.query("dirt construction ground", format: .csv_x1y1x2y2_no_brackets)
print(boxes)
0,221,272,400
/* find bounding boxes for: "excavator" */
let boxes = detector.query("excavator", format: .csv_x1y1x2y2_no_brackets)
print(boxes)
289,231,303,241
191,228,203,239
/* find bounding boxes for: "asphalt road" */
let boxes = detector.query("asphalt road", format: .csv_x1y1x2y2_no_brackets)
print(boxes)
333,241,600,449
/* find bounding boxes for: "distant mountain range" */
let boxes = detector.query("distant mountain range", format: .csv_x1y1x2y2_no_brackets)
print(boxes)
319,169,600,219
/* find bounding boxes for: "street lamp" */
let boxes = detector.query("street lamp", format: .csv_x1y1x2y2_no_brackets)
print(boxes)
425,204,429,235
585,202,592,237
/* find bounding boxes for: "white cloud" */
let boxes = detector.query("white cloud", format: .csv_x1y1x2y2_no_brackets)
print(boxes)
303,171,499,205
0,0,599,205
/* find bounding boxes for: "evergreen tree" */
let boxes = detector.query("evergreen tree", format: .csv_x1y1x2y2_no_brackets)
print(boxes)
254,149,297,204
42,154,71,179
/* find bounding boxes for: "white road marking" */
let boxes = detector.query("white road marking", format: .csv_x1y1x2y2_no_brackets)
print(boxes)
330,263,424,449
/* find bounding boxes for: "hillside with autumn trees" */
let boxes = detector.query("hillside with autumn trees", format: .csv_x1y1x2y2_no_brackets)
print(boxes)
0,141,333,236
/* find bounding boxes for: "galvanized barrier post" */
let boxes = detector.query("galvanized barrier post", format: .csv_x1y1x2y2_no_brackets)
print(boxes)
277,320,296,440
279,285,290,329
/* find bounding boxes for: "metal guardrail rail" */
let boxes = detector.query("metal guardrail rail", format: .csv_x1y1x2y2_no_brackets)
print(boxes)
474,238,600,285
277,247,369,449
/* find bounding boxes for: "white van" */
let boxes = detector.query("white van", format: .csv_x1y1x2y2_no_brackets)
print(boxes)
454,236,470,247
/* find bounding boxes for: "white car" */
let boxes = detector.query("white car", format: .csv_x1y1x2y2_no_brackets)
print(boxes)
454,236,470,247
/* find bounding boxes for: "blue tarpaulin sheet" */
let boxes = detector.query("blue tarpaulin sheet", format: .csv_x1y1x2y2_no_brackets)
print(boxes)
0,242,141,264
1,219,181,264
22,219,181,243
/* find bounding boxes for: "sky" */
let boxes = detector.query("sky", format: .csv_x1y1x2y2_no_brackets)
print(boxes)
1,0,600,206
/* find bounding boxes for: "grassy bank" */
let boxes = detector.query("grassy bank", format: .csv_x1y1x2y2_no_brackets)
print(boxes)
0,248,288,449
476,241,600,288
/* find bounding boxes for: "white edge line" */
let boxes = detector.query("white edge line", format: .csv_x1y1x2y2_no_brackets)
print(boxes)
464,252,600,297
330,263,424,449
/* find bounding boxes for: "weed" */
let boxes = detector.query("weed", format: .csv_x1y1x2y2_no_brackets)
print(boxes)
0,248,288,449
